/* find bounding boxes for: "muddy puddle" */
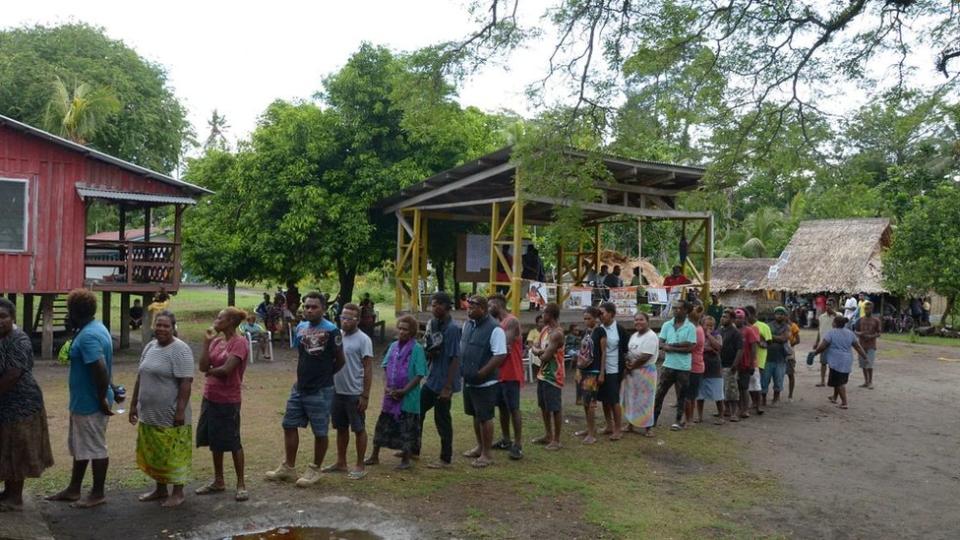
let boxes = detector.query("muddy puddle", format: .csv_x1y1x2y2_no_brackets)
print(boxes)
228,526,380,540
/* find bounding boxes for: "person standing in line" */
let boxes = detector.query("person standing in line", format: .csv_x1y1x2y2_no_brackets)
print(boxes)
786,314,801,400
574,307,604,444
46,289,115,509
696,315,724,424
854,300,881,389
760,307,791,407
653,301,696,431
195,307,250,501
685,305,706,426
459,296,507,467
815,299,839,387
266,292,345,486
0,298,54,512
366,315,427,470
812,316,868,409
325,303,373,479
416,292,461,470
734,309,760,420
622,311,659,437
598,302,629,440
718,310,743,422
129,311,194,507
532,303,565,450
489,295,525,460
745,306,768,416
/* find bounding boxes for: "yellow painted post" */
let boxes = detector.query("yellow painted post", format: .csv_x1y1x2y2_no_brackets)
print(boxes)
703,215,714,305
411,209,421,313
489,202,500,293
421,214,429,309
511,179,524,314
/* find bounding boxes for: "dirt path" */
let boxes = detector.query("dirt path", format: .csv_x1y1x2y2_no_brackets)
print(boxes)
730,332,960,539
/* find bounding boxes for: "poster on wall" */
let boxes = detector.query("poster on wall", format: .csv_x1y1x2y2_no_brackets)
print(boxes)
646,287,669,305
564,287,593,310
526,281,549,309
465,234,491,273
610,286,639,315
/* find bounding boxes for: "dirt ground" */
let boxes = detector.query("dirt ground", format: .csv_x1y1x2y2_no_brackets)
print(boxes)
9,330,960,539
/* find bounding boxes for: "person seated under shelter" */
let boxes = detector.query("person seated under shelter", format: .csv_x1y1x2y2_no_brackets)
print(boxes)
129,299,144,329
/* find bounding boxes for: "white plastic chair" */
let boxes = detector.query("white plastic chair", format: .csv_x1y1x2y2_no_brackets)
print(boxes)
245,331,273,364
522,350,535,383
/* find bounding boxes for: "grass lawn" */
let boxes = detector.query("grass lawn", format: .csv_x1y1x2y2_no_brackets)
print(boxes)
883,332,960,347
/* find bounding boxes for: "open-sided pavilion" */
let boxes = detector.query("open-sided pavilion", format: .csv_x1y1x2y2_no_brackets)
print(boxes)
375,146,714,320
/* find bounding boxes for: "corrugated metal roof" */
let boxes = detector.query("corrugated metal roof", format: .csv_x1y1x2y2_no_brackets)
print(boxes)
0,114,211,195
76,186,198,205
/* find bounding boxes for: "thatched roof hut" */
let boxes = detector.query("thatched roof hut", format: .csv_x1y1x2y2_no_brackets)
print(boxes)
710,258,776,292
764,218,893,294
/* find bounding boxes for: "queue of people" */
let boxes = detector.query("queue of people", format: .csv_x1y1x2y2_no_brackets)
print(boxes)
0,287,884,512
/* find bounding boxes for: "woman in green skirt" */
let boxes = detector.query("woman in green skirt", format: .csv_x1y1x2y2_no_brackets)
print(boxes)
129,311,194,507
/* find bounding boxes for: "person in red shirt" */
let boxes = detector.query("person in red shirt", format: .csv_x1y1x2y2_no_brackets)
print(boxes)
488,295,524,460
662,265,691,292
734,309,759,420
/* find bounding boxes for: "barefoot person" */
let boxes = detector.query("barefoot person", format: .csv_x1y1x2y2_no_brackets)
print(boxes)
719,310,744,421
653,301,696,431
460,296,507,467
197,307,250,501
598,302,629,440
815,299,838,387
696,315,725,424
622,312,659,437
685,305,706,426
812,316,868,409
129,311,194,507
735,309,760,420
745,306,769,415
489,295,525,460
760,307,791,406
327,304,373,480
266,292,345,486
417,292,461,470
0,298,54,512
47,289,115,509
574,307,604,444
854,301,881,389
366,315,426,470
532,303,565,450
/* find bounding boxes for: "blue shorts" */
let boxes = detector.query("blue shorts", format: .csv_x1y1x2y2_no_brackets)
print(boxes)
282,385,334,437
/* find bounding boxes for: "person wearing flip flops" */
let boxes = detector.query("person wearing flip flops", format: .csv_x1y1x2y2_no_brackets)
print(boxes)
653,300,696,431
46,289,117,509
574,307,604,444
815,299,839,388
327,304,373,480
489,294,525,460
532,303,565,451
459,296,508,467
266,293,345,487
812,315,868,410
196,307,250,501
597,302,630,441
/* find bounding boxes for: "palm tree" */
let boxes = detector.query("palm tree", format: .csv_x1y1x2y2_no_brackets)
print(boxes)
204,109,230,151
42,76,121,144
736,206,787,258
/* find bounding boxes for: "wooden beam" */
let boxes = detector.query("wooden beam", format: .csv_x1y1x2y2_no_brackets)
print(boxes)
384,162,514,213
41,294,54,359
639,172,677,185
120,292,131,349
412,196,515,211
101,292,112,333
526,195,710,220
595,181,681,197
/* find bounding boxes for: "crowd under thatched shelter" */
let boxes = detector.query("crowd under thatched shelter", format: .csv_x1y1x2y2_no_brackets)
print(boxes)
710,258,780,310
764,218,893,295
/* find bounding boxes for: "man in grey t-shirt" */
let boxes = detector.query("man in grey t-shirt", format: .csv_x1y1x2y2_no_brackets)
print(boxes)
327,303,373,479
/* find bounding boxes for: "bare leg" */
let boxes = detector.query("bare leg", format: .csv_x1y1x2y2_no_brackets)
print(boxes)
161,485,185,508
46,460,87,501
510,409,522,448
498,406,511,442
139,481,168,502
611,404,623,437
313,436,329,467
211,451,226,488
818,363,827,386
551,411,562,443
788,370,796,399
838,386,848,407
335,428,349,469
583,402,596,442
354,431,368,471
866,368,873,387
602,403,614,433
480,420,494,461
284,428,299,467
72,458,109,508
696,399,705,422
232,449,246,490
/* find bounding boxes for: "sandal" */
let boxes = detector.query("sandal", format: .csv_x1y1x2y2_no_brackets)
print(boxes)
321,464,347,473
195,483,226,495
462,448,481,458
471,458,492,468
235,489,249,502
348,470,368,480
642,430,655,438
530,436,549,445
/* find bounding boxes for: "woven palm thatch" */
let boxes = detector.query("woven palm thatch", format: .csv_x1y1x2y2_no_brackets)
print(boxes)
597,250,663,287
764,218,892,294
710,258,776,292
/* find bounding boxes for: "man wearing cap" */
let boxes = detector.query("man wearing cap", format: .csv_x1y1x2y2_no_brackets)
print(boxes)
654,300,697,430
815,299,838,387
460,295,507,468
854,300,881,389
761,307,791,406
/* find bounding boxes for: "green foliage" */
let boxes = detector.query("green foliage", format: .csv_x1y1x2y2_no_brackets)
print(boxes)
0,23,190,172
885,184,960,322
42,76,120,144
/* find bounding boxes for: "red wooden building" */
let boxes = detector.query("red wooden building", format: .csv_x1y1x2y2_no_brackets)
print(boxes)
0,114,209,356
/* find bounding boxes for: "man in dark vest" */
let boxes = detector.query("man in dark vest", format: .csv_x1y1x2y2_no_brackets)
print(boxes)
460,295,507,468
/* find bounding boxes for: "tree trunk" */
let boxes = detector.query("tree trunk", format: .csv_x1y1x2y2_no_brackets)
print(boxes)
336,258,358,304
227,280,236,307
435,258,447,291
943,294,956,327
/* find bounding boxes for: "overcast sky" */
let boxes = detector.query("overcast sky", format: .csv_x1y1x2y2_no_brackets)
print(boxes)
5,1,553,143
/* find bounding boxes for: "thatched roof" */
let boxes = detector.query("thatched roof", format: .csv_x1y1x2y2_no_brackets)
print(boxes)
764,218,893,294
598,250,663,287
710,258,776,292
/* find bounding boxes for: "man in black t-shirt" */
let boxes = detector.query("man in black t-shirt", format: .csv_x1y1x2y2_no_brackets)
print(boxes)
719,310,743,421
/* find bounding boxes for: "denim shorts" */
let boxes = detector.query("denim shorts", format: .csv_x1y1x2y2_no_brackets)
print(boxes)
282,385,334,437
